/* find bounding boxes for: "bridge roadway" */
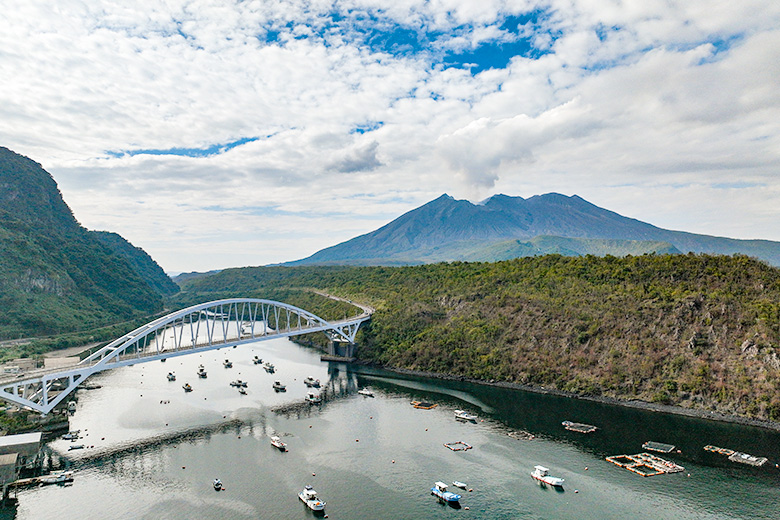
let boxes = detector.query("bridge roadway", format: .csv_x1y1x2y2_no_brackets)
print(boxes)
0,298,371,414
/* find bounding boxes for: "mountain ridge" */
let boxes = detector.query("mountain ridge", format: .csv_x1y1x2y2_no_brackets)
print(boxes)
289,193,780,266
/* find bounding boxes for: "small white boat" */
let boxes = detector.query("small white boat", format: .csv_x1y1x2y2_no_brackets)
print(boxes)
223,359,233,368
238,387,247,395
431,481,461,503
197,366,208,378
229,379,248,387
452,481,467,490
454,410,477,422
253,355,263,365
40,471,74,484
304,376,320,388
68,444,85,451
263,362,275,373
531,465,564,487
182,383,193,392
62,431,80,441
166,372,176,382
213,478,222,491
305,391,322,404
270,436,287,451
272,380,286,392
357,388,374,397
298,485,326,511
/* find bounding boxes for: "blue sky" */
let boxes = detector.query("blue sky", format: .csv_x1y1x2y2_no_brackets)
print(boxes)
1,1,779,272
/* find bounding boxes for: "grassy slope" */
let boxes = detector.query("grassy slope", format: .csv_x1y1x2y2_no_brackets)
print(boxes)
175,254,780,421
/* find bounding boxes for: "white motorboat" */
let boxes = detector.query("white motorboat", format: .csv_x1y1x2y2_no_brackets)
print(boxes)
197,365,208,378
304,376,320,388
182,383,193,392
253,355,263,365
531,465,564,487
166,372,176,381
452,481,467,490
270,436,287,451
305,391,322,404
213,478,222,491
39,471,74,484
431,481,461,503
62,430,80,441
263,362,275,373
223,359,233,368
272,380,286,392
238,387,247,395
357,388,374,397
68,444,85,451
298,485,326,511
229,379,248,387
454,409,477,422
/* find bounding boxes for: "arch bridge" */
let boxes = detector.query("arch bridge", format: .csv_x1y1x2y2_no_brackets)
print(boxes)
0,298,371,414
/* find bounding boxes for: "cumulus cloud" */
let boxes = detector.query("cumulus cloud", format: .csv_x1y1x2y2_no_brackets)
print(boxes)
1,0,779,271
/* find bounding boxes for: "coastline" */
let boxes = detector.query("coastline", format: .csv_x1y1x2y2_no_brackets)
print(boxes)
355,362,780,433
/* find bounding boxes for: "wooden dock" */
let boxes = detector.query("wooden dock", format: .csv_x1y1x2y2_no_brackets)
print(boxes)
704,445,767,467
642,441,676,453
606,453,684,477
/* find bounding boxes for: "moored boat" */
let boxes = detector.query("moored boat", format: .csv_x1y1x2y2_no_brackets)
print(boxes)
166,372,176,381
223,359,232,368
263,362,275,373
238,387,247,395
454,409,477,422
197,365,208,378
213,478,222,491
62,430,80,440
271,436,287,451
305,391,322,404
229,379,248,387
182,383,193,392
357,388,374,397
39,471,74,484
452,480,467,490
304,376,320,387
431,481,461,503
298,485,326,511
253,355,263,365
272,380,286,392
531,465,564,487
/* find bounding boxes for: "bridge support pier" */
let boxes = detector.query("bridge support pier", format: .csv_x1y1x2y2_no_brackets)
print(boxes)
327,341,356,359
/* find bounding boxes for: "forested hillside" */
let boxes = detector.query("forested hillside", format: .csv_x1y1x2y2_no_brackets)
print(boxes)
0,147,167,338
176,254,780,421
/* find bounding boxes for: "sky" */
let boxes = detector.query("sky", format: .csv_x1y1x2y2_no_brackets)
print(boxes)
2,0,779,274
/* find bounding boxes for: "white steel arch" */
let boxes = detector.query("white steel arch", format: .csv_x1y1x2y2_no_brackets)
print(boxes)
0,298,371,414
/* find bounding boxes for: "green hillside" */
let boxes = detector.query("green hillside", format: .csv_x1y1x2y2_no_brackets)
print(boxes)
0,147,167,338
177,254,780,422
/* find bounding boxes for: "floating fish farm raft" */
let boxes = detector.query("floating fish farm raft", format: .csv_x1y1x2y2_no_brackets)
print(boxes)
606,453,685,477
444,441,473,451
704,445,768,467
562,421,598,434
642,441,676,453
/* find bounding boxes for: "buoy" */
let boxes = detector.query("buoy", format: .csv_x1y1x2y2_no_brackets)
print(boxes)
425,428,428,431
464,506,470,510
585,467,588,470
356,439,359,442
309,425,313,428
574,489,579,493
182,466,185,469
312,473,316,476
391,460,395,463
101,437,105,440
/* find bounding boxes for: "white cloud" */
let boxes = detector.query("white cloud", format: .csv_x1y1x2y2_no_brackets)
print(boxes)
1,0,779,271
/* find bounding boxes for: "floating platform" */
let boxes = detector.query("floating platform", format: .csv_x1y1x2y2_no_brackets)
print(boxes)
444,441,472,451
606,453,684,476
704,445,767,466
411,401,438,410
562,421,598,434
642,441,676,453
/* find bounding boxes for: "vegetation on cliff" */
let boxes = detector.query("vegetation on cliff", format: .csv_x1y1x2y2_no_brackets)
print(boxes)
176,254,780,421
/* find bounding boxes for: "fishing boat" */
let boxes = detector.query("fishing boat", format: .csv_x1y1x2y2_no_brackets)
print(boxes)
531,465,564,487
272,380,286,392
454,410,477,422
238,387,247,395
68,444,85,451
213,478,222,491
305,391,322,404
452,481,467,490
357,388,374,397
197,365,208,378
166,372,176,381
431,481,461,503
304,376,320,387
263,362,275,373
253,355,263,365
61,430,80,441
182,383,193,392
298,485,326,511
223,359,233,368
271,436,287,451
40,471,74,484
229,379,248,387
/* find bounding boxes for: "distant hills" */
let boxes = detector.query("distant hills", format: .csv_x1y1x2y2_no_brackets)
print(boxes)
0,147,177,338
290,193,780,266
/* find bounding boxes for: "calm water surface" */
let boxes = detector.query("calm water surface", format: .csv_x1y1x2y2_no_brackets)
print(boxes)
7,337,780,519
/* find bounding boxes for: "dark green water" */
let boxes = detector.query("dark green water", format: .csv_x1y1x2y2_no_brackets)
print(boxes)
8,338,780,519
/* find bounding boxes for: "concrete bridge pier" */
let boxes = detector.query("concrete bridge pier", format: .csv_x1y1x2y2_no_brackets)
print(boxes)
327,340,356,359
